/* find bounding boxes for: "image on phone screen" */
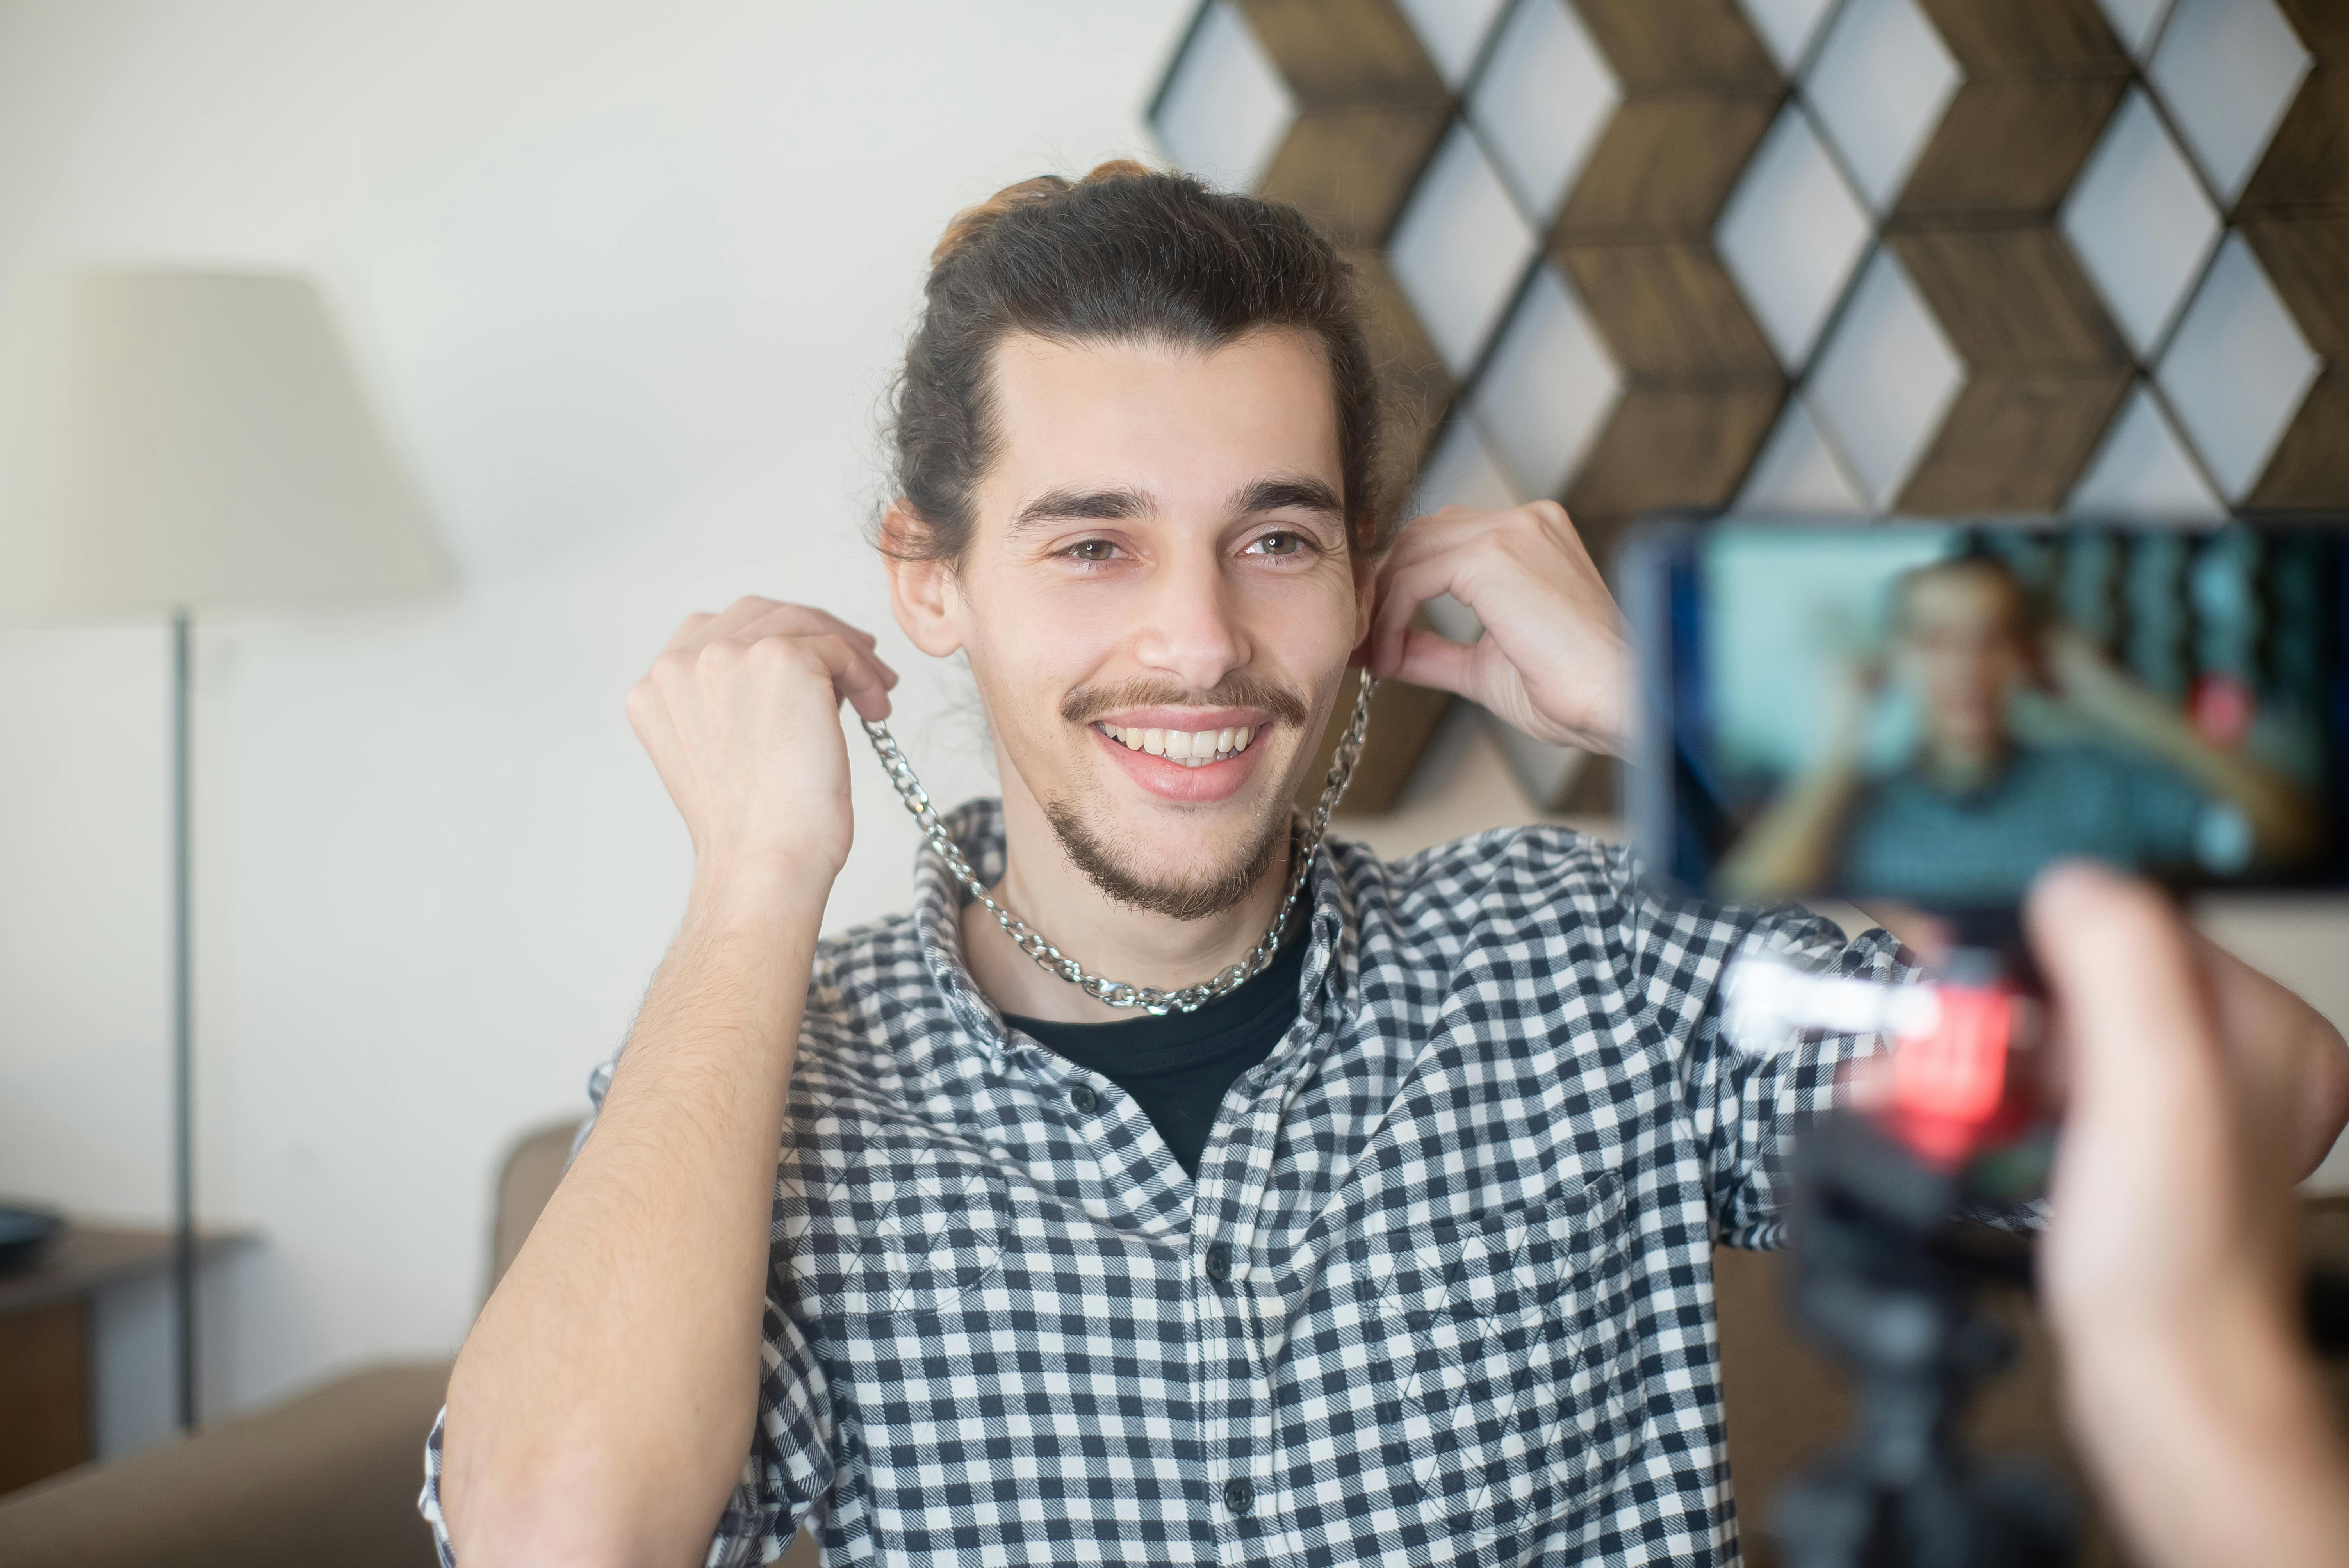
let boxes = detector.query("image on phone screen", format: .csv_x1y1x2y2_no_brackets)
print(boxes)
1622,519,2348,912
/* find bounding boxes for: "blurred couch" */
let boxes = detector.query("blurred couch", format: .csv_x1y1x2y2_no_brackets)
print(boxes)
3,1119,2341,1568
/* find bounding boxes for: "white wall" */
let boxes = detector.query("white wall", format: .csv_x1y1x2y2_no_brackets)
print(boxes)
0,0,1192,1437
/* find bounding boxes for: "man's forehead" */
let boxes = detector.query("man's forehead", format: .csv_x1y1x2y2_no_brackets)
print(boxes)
980,329,1344,508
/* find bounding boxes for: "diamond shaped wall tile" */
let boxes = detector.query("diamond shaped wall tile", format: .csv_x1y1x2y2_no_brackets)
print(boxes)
1734,396,1871,512
1804,249,1965,508
2148,0,2312,206
1804,0,1962,212
1152,1,1297,192
1469,0,1620,223
2155,232,2320,502
1390,125,1540,376
1868,0,2137,512
1396,0,1514,88
1526,0,1789,544
2233,216,2349,508
1469,264,1621,497
1739,0,1840,75
1715,102,1874,369
2066,382,2227,519
2062,88,2225,358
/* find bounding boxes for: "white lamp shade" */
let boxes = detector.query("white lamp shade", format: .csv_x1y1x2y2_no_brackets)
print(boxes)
0,269,448,616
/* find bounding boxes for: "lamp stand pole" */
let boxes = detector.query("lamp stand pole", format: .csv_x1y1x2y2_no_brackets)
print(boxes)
170,608,197,1432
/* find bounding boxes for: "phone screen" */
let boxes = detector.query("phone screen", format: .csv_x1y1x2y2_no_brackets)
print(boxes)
1621,519,2349,911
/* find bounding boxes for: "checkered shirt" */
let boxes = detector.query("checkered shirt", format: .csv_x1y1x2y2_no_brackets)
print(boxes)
422,798,1903,1567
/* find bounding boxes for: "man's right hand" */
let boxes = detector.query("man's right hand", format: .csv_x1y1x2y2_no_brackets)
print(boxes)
625,598,898,884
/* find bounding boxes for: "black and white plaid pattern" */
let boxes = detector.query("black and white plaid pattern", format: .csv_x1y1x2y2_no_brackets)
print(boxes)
422,800,1902,1566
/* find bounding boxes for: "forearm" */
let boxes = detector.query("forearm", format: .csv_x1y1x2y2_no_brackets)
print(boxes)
2063,1304,2349,1568
442,859,825,1568
1720,747,1863,899
2083,687,2317,862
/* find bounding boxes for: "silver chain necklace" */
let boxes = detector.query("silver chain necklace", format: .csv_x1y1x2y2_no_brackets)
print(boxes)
862,668,1376,1016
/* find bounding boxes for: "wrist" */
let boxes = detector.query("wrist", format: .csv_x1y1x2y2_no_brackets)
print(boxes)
686,850,838,928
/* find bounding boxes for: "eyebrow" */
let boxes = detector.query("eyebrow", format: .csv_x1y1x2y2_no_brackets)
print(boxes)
1010,485,1156,533
1231,475,1344,522
1006,474,1346,536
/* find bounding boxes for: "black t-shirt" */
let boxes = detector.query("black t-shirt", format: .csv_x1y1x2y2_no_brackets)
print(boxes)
1002,927,1307,1178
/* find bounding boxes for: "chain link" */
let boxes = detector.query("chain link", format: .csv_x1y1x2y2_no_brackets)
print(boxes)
861,668,1377,1016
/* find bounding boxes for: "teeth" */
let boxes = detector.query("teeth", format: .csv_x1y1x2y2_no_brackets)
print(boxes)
1096,721,1259,763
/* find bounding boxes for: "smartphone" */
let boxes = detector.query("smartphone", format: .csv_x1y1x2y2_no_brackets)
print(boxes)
1620,517,2349,914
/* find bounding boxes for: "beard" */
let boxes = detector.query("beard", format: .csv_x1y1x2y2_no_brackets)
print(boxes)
1040,671,1315,921
1043,792,1294,921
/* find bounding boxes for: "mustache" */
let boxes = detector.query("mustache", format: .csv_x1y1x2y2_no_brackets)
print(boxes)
1059,673,1312,730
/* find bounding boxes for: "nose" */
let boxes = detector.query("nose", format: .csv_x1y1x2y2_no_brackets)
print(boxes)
1129,539,1249,694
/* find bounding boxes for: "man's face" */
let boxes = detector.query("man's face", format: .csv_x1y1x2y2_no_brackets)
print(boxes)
916,328,1366,919
1893,567,2030,754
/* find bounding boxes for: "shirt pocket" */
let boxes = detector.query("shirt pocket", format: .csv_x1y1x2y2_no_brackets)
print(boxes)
791,1150,1009,1321
1349,1171,1640,1544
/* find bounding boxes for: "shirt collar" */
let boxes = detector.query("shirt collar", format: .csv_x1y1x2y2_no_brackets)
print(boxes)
909,797,1357,1064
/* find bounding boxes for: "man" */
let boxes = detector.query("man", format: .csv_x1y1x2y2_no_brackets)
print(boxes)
424,168,2349,1566
1724,551,2317,905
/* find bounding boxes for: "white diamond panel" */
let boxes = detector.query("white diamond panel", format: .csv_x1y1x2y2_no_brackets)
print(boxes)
1469,0,1620,223
1152,1,1295,194
2148,0,2310,206
2157,233,2318,502
2066,384,2226,520
1716,103,1874,371
1469,265,1620,499
1388,124,1540,378
1804,249,1965,510
2062,89,2223,360
1802,0,1962,213
1734,397,1870,514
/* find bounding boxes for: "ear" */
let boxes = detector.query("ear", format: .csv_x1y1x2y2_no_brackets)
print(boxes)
882,502,967,659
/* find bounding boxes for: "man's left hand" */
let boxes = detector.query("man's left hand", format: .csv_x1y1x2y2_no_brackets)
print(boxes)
1367,501,1629,755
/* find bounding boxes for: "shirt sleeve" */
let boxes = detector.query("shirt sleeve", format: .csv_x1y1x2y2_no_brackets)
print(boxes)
1616,859,1912,1251
416,1053,842,1565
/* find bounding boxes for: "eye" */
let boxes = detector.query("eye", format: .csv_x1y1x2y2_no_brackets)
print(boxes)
1248,530,1310,558
1061,538,1119,563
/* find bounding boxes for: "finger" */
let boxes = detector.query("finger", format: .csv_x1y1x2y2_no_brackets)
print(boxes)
659,611,719,654
2027,863,2220,1123
788,632,894,723
1385,625,1482,700
1370,553,1471,677
700,595,791,644
740,605,901,688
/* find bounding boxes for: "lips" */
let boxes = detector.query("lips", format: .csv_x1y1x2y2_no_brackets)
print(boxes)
1095,721,1255,768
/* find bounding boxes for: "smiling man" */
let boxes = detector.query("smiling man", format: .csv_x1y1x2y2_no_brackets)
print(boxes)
424,166,2347,1568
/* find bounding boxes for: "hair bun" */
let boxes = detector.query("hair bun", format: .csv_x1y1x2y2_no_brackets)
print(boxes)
929,159,1163,267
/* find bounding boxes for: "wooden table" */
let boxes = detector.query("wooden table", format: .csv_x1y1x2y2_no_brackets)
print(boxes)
0,1226,251,1495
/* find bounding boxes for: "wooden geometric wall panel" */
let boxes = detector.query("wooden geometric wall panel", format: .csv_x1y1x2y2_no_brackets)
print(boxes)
1549,0,1788,539
1151,0,2349,805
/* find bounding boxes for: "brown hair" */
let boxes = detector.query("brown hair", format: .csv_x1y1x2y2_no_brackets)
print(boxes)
884,160,1391,565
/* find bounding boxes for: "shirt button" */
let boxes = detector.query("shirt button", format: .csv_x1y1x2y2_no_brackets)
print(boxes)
1068,1083,1098,1115
1223,1477,1254,1515
1203,1244,1232,1282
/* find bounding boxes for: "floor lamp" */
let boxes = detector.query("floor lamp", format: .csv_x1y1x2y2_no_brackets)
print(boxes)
0,271,448,1429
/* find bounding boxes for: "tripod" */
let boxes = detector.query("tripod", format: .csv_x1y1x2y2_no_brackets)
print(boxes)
1768,1110,2076,1568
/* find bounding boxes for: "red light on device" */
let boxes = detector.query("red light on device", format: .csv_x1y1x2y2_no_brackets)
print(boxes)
1884,984,2032,1169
